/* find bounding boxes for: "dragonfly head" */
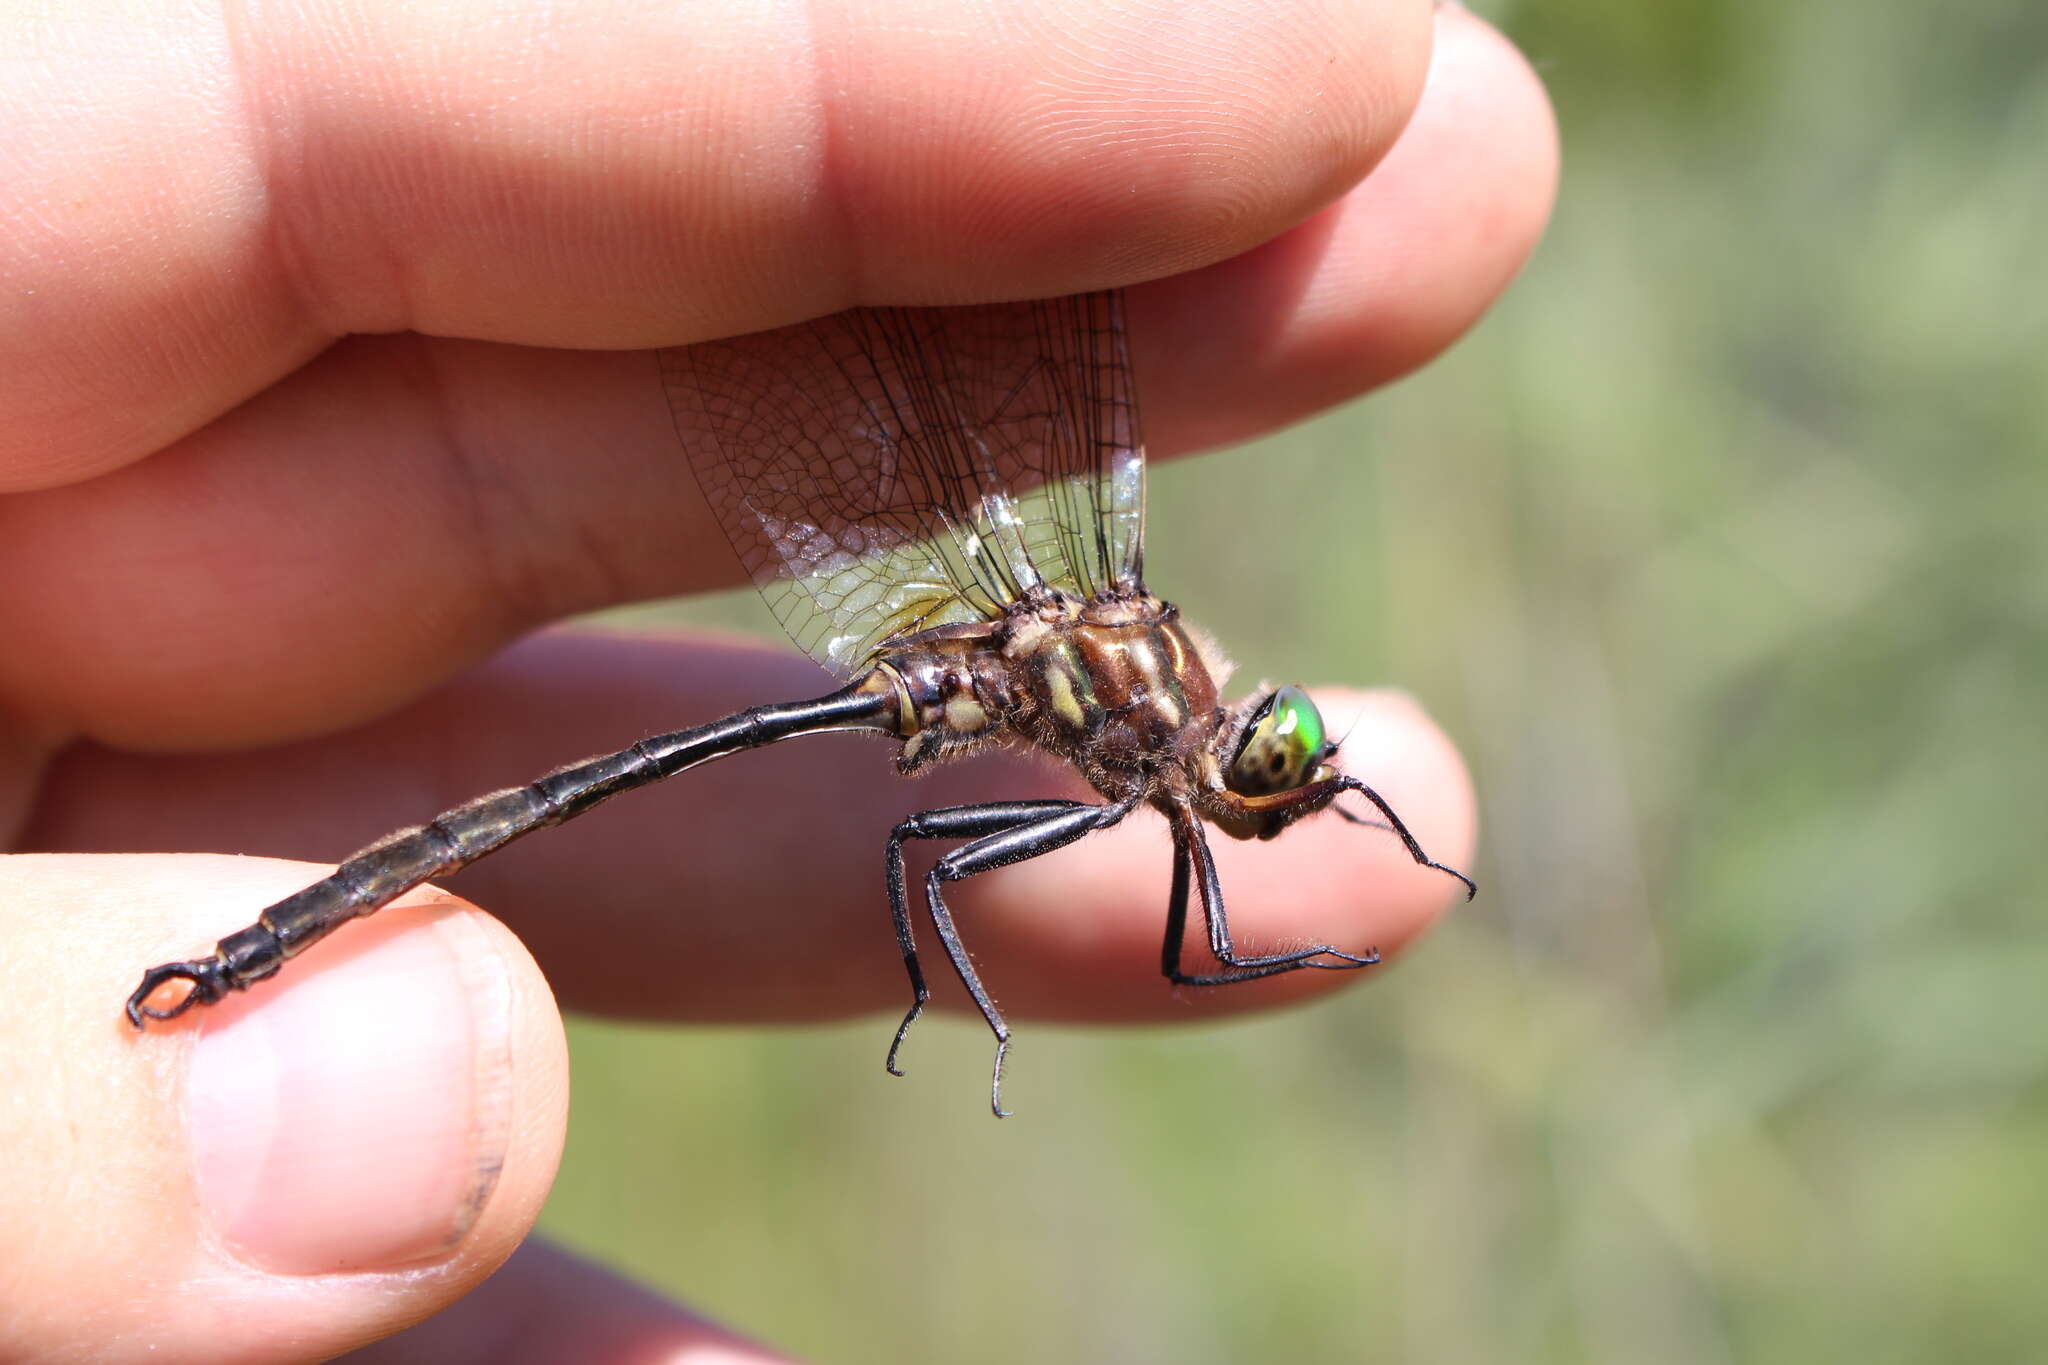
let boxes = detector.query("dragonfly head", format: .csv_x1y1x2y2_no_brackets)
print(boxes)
1207,685,1344,840
1225,685,1332,796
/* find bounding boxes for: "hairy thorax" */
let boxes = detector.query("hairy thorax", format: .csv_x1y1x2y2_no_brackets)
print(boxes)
864,588,1227,803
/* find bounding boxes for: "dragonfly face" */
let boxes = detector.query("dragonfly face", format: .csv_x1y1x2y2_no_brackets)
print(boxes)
1179,684,1345,842
128,290,1474,1117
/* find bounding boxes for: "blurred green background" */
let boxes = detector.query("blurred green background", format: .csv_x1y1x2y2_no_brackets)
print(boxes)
541,2,2048,1360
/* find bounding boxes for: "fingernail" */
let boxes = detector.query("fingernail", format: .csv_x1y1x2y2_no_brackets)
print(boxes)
186,909,514,1274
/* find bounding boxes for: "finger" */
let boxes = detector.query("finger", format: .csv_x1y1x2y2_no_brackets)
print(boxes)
1138,4,1560,453
339,1240,801,1365
2,0,1436,488
0,11,1553,754
25,630,1475,1026
0,855,568,1363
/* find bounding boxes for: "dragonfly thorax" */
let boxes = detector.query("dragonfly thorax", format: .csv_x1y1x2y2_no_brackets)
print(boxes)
867,588,1232,800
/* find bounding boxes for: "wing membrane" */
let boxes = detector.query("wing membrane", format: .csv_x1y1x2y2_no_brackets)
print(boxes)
660,291,1146,675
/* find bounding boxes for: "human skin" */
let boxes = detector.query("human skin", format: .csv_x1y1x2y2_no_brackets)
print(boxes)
0,1,1555,1360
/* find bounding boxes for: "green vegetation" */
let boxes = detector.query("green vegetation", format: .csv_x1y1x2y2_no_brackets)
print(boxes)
543,3,2048,1358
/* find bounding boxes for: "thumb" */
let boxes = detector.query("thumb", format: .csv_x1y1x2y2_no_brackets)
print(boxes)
0,854,567,1362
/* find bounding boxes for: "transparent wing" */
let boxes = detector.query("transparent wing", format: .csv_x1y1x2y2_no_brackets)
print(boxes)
659,291,1146,675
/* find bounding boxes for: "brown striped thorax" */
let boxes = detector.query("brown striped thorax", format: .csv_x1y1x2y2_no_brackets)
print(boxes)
859,584,1347,842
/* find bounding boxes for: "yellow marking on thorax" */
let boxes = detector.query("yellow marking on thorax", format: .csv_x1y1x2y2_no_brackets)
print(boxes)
1002,615,1052,659
1130,632,1168,690
944,694,989,733
1045,665,1087,729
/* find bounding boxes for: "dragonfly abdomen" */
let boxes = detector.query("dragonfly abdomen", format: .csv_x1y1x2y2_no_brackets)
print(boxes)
126,687,897,1025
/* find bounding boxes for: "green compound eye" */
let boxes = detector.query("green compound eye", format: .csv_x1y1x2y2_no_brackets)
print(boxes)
1227,685,1329,796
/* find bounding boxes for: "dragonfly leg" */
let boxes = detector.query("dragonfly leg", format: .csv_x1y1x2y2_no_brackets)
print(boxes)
883,802,1088,1079
1335,777,1478,900
908,796,1137,1116
1160,807,1381,988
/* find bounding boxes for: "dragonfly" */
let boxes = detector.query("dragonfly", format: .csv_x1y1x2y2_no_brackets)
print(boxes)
125,290,1474,1115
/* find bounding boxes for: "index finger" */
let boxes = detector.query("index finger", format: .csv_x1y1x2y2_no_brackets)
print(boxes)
1,0,1435,487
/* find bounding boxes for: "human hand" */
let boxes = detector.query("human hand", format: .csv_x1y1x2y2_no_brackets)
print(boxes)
0,0,1553,1358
